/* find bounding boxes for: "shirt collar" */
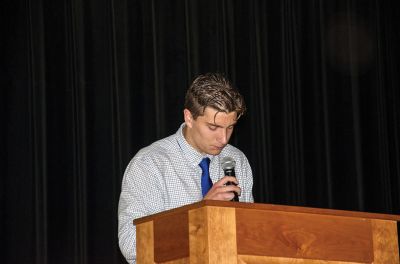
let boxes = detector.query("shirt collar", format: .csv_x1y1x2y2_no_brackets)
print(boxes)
176,123,216,167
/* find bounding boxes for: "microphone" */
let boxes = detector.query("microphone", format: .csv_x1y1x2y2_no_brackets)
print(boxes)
221,157,239,202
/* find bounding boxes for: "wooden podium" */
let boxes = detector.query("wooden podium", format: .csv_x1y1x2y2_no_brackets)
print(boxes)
134,200,400,263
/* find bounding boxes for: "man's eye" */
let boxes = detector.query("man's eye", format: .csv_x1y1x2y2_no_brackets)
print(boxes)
209,126,217,131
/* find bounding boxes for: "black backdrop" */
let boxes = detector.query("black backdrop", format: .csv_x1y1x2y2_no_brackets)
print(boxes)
1,0,400,263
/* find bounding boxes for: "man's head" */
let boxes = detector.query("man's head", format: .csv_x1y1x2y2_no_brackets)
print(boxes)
183,73,246,155
184,73,246,120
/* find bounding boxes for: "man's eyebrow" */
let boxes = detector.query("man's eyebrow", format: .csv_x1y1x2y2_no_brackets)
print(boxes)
206,122,221,127
206,122,237,128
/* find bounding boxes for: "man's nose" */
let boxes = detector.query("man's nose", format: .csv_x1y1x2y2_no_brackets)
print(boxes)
218,129,228,144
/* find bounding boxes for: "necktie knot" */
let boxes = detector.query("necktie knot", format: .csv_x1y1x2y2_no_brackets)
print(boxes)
199,157,212,197
199,157,210,171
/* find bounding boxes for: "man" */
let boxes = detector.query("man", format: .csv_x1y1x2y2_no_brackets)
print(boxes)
118,73,254,263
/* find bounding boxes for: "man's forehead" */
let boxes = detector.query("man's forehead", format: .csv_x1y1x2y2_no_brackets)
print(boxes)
201,108,237,126
202,106,236,116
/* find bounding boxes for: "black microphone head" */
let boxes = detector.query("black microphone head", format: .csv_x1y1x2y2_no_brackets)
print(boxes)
221,156,239,201
221,156,236,170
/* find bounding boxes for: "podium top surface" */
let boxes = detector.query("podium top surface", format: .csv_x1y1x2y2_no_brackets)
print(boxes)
134,200,400,224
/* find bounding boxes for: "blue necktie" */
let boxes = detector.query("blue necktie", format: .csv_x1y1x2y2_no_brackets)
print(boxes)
199,157,213,197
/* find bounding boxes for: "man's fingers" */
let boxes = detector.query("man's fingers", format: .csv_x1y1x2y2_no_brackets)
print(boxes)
203,176,242,201
204,184,241,200
204,189,236,201
220,185,241,196
213,191,236,201
214,176,238,186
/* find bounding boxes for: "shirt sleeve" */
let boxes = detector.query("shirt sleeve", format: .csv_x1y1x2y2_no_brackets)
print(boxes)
239,154,254,203
118,156,166,264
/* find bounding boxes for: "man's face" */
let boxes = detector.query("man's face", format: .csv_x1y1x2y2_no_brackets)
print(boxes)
183,107,237,155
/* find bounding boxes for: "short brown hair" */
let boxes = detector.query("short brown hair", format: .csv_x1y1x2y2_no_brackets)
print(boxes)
184,73,246,120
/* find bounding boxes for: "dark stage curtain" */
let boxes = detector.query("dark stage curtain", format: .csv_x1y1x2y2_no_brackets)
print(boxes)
2,0,399,263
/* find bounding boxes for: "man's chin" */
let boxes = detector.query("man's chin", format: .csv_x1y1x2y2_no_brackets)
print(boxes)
207,148,224,155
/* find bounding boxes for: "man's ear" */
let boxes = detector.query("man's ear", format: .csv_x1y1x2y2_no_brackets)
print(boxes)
183,109,193,128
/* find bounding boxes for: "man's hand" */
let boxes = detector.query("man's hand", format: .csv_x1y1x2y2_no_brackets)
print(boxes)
203,176,241,201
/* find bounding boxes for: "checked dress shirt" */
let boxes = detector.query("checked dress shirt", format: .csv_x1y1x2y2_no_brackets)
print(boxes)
118,123,254,264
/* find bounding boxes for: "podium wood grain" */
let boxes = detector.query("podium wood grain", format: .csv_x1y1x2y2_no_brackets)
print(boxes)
134,201,400,264
189,206,237,263
236,209,373,262
136,221,154,263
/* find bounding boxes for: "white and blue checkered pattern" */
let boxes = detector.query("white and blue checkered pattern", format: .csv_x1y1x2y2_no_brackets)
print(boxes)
118,123,254,264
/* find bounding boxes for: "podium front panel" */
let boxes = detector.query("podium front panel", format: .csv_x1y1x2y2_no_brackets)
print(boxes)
135,201,400,264
236,209,373,262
